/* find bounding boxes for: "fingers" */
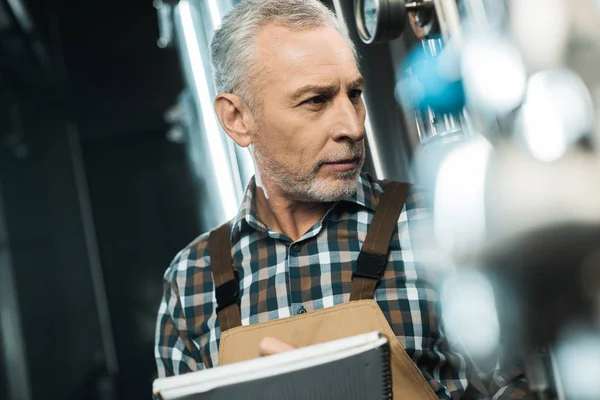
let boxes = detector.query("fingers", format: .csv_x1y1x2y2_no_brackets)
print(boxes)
258,337,296,356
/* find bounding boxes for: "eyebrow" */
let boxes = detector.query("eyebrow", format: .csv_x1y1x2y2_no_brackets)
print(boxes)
290,76,365,102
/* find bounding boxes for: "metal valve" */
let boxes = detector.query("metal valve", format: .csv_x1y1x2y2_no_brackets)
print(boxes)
354,0,436,44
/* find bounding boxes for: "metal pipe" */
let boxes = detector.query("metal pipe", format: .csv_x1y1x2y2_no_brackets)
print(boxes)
405,0,434,10
66,123,119,376
194,0,254,196
5,0,32,32
174,0,244,222
0,187,32,400
432,0,463,44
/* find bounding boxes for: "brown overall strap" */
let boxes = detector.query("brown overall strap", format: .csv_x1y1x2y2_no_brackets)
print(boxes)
350,182,412,301
207,221,241,332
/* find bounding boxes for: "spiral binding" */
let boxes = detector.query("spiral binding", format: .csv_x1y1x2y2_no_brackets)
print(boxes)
380,336,393,399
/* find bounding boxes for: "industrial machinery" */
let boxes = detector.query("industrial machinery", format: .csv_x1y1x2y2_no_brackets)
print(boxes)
352,1,600,399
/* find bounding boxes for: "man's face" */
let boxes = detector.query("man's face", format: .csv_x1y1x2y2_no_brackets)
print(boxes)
250,24,366,203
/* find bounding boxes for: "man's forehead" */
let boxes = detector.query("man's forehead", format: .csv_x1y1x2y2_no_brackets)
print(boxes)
255,24,360,86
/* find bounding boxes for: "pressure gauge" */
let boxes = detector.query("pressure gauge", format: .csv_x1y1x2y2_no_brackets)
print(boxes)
363,0,379,38
354,0,408,44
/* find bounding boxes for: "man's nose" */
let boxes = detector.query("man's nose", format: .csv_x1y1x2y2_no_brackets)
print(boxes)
331,98,366,142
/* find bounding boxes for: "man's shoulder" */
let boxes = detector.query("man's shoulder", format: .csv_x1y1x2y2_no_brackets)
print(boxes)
162,230,213,286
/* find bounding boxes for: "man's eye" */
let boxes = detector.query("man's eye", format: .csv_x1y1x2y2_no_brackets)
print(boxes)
304,95,327,105
349,89,363,100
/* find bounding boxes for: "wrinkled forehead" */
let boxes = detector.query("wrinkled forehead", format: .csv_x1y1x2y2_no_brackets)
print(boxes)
253,24,361,93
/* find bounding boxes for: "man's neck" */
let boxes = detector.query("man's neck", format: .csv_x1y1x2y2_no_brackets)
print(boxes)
254,183,330,242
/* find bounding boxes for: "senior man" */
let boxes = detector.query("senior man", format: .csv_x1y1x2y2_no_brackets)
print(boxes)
155,0,529,398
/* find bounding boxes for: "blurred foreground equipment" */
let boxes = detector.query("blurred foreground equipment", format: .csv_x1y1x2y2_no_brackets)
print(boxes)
353,0,600,399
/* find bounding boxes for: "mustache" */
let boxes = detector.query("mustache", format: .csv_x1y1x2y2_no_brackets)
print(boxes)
318,146,365,166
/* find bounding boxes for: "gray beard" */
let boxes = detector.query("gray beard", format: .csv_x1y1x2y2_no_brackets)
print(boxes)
251,146,364,203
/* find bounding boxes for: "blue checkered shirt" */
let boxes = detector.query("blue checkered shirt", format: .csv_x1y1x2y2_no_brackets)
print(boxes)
155,173,529,399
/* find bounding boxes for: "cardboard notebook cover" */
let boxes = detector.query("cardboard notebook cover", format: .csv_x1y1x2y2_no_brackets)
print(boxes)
153,331,392,400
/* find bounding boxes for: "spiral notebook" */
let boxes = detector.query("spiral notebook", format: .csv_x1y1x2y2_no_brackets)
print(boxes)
153,331,392,400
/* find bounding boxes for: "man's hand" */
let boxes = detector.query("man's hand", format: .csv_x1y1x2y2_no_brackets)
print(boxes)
258,337,297,356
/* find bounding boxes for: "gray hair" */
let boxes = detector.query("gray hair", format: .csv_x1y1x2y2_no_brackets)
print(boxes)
210,0,358,113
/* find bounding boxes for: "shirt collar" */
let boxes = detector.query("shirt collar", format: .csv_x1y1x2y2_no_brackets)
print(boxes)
230,177,265,236
230,172,384,237
342,172,383,212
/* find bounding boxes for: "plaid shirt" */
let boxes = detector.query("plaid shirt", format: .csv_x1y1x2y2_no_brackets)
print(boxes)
155,173,529,399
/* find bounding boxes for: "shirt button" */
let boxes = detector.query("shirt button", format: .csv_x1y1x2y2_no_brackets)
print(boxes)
291,244,302,253
297,306,307,315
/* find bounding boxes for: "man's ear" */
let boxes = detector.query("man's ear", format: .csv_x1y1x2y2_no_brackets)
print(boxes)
214,93,254,148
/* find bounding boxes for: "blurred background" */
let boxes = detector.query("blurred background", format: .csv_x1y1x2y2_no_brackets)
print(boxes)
2,0,600,399
0,0,200,399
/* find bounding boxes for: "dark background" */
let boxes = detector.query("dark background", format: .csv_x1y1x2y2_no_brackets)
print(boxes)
0,0,200,398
